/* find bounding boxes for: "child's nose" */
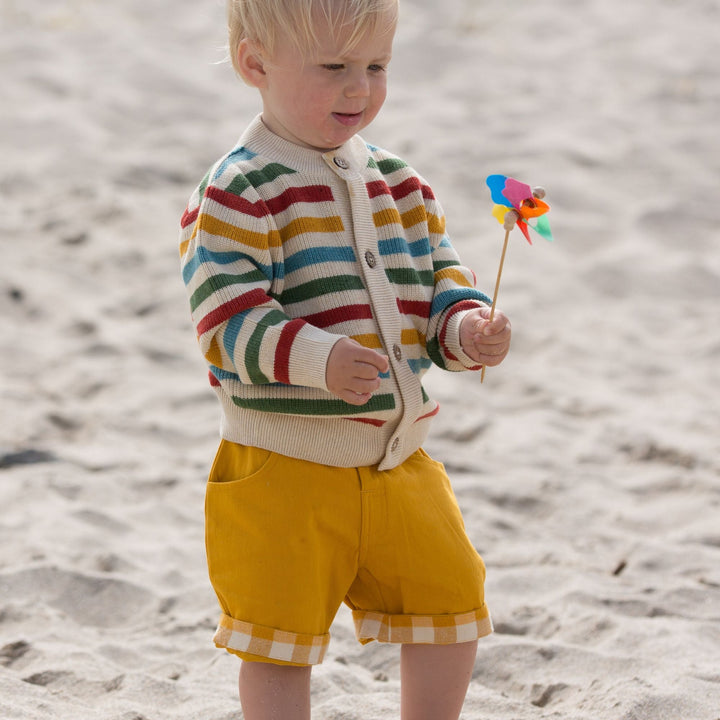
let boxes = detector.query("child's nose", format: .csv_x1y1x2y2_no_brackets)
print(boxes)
345,70,370,98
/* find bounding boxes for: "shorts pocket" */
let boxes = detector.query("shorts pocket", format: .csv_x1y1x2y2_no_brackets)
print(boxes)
208,440,279,486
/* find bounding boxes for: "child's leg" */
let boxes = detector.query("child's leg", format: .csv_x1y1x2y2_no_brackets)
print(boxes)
400,640,478,720
239,660,312,720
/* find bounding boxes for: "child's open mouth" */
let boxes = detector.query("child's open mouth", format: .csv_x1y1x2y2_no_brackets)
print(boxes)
332,111,363,126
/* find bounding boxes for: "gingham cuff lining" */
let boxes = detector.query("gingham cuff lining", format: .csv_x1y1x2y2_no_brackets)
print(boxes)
352,606,492,645
213,613,329,665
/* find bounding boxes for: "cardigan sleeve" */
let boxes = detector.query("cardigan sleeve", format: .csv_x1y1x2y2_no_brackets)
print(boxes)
423,199,492,372
179,174,346,390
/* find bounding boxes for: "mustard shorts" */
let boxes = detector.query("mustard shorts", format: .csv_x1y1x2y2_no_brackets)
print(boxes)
205,441,492,666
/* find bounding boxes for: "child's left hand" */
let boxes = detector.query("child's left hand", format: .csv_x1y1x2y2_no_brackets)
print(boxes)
459,306,511,367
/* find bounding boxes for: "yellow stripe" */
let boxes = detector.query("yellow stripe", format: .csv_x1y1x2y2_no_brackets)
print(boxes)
204,336,223,367
401,328,425,346
427,212,445,235
350,333,383,349
179,238,190,257
280,216,344,241
194,213,281,249
400,205,427,229
373,207,402,228
435,267,472,287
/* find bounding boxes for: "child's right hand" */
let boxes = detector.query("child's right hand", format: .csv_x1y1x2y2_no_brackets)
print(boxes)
326,338,389,405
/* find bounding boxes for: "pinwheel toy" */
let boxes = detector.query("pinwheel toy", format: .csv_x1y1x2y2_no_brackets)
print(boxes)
481,174,553,382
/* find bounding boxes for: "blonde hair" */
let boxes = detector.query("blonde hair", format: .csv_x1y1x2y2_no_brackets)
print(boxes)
227,0,399,75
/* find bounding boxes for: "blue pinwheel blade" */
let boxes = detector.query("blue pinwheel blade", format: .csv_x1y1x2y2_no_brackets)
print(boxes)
486,174,513,208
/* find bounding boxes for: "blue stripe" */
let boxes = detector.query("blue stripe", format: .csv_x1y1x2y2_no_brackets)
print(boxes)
183,246,274,285
407,358,432,374
431,288,492,317
213,146,257,179
285,246,356,274
222,313,247,360
378,237,431,258
209,364,240,382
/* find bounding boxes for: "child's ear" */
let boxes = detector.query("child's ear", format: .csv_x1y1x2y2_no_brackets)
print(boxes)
237,39,268,88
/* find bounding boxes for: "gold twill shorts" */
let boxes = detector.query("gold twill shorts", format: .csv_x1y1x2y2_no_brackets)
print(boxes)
205,440,492,666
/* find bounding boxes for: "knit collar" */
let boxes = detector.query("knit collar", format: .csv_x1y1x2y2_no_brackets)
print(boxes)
237,115,370,175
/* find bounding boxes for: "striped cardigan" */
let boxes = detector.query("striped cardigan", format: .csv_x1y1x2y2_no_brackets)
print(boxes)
180,117,491,470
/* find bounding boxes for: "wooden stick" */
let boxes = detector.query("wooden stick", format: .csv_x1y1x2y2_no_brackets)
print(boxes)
480,227,511,383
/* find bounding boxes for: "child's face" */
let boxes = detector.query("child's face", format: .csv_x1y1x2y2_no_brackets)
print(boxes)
258,12,396,151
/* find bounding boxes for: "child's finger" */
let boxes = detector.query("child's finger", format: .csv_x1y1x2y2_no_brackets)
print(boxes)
482,314,510,335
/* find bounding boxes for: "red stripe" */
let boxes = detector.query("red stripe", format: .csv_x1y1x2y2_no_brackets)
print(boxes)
366,177,435,202
439,300,483,362
181,206,199,228
208,371,221,387
421,183,435,200
347,417,386,427
301,304,373,329
274,319,307,384
415,404,440,422
196,288,270,335
205,186,269,218
397,298,431,317
266,185,334,214
366,180,391,199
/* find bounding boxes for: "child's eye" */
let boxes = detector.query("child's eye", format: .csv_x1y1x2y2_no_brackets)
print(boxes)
368,64,386,73
322,64,345,71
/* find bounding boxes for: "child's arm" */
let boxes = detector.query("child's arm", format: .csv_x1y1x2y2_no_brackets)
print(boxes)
180,183,348,392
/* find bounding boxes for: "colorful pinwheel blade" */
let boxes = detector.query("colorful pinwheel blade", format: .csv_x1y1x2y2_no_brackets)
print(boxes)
530,214,554,242
517,221,532,244
486,174,514,208
502,177,534,210
491,204,511,225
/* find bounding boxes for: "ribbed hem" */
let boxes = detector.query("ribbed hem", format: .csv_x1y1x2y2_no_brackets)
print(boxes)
218,392,432,470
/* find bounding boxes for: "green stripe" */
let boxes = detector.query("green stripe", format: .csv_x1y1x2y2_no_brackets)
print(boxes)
385,268,434,286
232,393,396,415
433,258,459,272
425,337,446,369
225,173,251,196
190,271,267,311
245,309,287,384
280,275,366,305
377,158,407,175
246,163,296,188
198,168,212,200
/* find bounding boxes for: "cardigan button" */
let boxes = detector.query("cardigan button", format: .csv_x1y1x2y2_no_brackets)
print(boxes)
364,250,377,268
333,157,349,169
391,437,400,452
393,344,402,361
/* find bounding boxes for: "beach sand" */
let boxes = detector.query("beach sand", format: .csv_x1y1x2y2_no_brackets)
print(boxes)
1,0,719,717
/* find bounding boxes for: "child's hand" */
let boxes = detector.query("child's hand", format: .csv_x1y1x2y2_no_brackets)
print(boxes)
326,338,390,405
459,307,511,367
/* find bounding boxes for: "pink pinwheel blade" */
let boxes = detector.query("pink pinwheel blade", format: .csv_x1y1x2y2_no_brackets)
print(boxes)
502,177,534,210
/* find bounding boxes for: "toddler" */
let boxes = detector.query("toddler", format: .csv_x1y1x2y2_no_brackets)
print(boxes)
179,1,512,717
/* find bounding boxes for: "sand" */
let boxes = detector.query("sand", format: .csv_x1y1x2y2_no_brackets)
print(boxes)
1,0,719,717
